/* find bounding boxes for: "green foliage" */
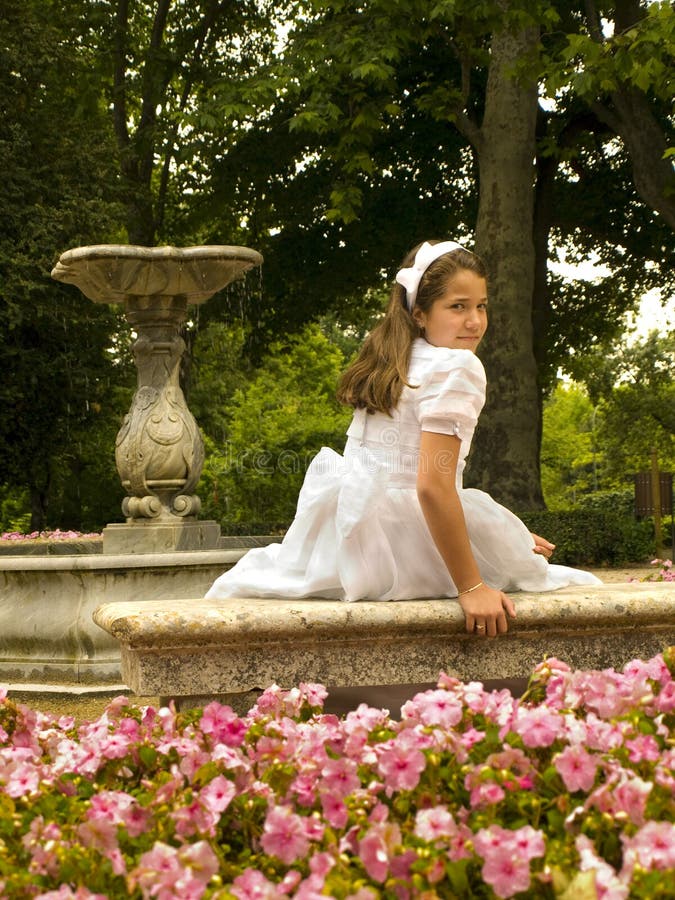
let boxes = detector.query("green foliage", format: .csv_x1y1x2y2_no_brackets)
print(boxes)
196,324,352,527
0,485,31,534
188,321,254,445
519,509,654,566
577,331,675,489
552,2,675,104
0,0,131,531
541,331,675,513
541,382,597,509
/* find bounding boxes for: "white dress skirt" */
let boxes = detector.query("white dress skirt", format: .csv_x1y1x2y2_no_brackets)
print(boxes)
205,339,601,601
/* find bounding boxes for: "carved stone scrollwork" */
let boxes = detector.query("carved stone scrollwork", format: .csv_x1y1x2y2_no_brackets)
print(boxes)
122,495,163,519
113,297,206,521
172,495,202,517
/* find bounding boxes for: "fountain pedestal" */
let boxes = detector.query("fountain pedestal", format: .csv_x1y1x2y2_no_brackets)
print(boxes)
52,244,262,554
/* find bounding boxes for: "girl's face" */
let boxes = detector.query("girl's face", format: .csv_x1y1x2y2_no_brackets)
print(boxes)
413,269,488,352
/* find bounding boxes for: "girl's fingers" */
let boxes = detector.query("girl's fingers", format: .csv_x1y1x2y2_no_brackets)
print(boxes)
461,590,516,636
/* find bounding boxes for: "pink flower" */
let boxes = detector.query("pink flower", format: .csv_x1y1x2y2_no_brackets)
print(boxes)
34,890,107,899
129,840,217,899
291,772,317,807
199,775,235,815
320,791,348,829
470,781,506,807
358,820,402,882
298,682,328,707
77,818,119,856
613,775,652,825
402,689,464,728
199,702,247,747
231,869,282,899
376,732,427,792
581,712,624,752
625,734,661,763
4,762,40,797
172,799,218,839
473,826,545,899
260,806,311,865
621,821,675,876
511,825,546,861
480,851,532,898
180,842,219,884
655,681,675,713
122,802,151,838
512,705,563,747
554,745,598,792
576,835,629,900
414,805,456,842
320,757,360,797
99,731,133,759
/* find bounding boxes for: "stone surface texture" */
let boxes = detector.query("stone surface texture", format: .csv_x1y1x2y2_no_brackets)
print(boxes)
93,582,675,705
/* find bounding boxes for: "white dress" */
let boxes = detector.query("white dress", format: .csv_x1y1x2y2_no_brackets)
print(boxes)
205,339,601,601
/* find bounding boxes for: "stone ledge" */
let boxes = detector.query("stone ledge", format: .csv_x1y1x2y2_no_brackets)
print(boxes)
93,583,675,703
0,548,244,572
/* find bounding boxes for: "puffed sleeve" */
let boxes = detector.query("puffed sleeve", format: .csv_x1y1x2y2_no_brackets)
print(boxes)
417,350,486,439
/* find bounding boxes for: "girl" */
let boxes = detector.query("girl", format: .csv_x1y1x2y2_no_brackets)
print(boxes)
205,240,601,636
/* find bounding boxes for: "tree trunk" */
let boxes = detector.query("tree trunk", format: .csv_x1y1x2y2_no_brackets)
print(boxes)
30,485,48,533
464,10,544,510
594,87,675,231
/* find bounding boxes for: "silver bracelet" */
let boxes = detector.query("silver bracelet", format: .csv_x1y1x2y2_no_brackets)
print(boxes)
458,580,484,596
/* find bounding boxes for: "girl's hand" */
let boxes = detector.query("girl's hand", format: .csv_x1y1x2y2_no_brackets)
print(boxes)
458,584,516,637
531,532,555,559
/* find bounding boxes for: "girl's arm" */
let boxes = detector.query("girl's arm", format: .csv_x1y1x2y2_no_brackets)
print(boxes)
417,430,516,637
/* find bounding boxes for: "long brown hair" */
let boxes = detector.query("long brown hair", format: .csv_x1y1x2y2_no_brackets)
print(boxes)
337,241,487,414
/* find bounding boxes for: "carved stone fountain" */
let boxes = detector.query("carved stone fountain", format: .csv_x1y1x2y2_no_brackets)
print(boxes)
51,244,263,554
1,243,264,689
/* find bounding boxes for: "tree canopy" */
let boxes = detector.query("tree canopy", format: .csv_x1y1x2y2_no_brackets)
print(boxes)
0,0,130,529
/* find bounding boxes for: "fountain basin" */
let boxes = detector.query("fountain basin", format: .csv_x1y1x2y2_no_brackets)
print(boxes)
0,549,246,687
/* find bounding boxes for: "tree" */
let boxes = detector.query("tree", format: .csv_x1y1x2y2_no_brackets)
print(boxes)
578,330,675,486
0,0,130,530
96,0,290,245
225,0,673,509
196,324,352,527
549,0,675,229
540,331,675,511
540,383,596,507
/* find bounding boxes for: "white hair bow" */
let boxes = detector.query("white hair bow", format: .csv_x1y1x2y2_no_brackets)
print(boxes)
395,240,469,312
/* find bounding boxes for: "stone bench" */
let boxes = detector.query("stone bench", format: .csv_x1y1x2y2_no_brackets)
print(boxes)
93,582,675,712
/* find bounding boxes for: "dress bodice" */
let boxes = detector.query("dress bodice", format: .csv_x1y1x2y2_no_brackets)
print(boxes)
344,339,486,489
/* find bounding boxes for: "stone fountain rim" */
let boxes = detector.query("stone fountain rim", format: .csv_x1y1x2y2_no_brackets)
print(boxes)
53,244,264,265
51,243,264,304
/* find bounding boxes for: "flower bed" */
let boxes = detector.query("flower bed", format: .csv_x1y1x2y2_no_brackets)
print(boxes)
1,530,101,543
1,652,674,899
